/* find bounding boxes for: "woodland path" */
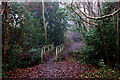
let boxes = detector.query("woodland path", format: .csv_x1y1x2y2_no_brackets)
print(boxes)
5,41,95,78
46,41,85,63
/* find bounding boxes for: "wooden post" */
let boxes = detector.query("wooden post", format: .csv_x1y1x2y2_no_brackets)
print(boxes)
48,47,49,51
56,47,58,61
62,45,63,50
51,44,53,49
60,47,61,52
41,47,43,63
44,47,45,53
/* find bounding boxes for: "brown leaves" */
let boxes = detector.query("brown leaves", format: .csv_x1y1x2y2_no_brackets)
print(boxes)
4,61,83,78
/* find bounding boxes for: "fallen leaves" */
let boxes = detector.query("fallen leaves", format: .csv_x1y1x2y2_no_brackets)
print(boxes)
4,61,82,78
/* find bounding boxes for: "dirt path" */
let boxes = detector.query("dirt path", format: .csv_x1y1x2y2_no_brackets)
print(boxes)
5,60,95,78
6,61,82,78
65,41,85,52
5,41,90,79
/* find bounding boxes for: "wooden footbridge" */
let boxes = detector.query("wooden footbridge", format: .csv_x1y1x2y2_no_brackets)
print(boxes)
40,43,64,63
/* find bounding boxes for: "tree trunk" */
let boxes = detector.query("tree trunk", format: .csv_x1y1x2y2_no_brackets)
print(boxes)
83,2,88,31
3,2,9,63
42,0,47,43
113,15,116,40
96,25,110,66
17,11,25,48
116,2,119,64
97,2,110,66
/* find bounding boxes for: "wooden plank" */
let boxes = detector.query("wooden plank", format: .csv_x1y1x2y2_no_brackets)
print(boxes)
44,43,54,48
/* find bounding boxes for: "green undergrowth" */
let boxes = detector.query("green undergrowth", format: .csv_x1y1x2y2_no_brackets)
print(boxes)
80,67,120,79
69,50,120,79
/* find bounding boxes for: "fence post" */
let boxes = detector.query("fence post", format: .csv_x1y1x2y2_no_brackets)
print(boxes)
41,47,43,63
62,45,64,50
44,47,45,53
60,47,61,52
56,47,58,61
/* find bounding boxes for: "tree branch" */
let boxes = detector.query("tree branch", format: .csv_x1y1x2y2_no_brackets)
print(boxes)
60,2,98,27
61,2,120,20
77,5,120,20
0,8,5,15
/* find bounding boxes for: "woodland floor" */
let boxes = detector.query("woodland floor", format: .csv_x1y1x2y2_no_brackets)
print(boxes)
4,41,98,79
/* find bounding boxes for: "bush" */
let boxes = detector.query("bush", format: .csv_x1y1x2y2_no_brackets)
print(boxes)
80,65,120,78
3,51,26,71
3,47,42,72
80,28,104,66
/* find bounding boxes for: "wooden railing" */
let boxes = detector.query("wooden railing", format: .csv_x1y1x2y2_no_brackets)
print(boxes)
40,43,64,63
41,43,54,62
55,44,64,61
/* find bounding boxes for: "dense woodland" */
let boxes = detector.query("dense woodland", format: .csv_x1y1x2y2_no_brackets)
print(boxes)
1,1,120,79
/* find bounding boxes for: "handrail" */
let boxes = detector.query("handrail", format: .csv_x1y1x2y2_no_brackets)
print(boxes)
56,44,64,61
41,43,54,63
